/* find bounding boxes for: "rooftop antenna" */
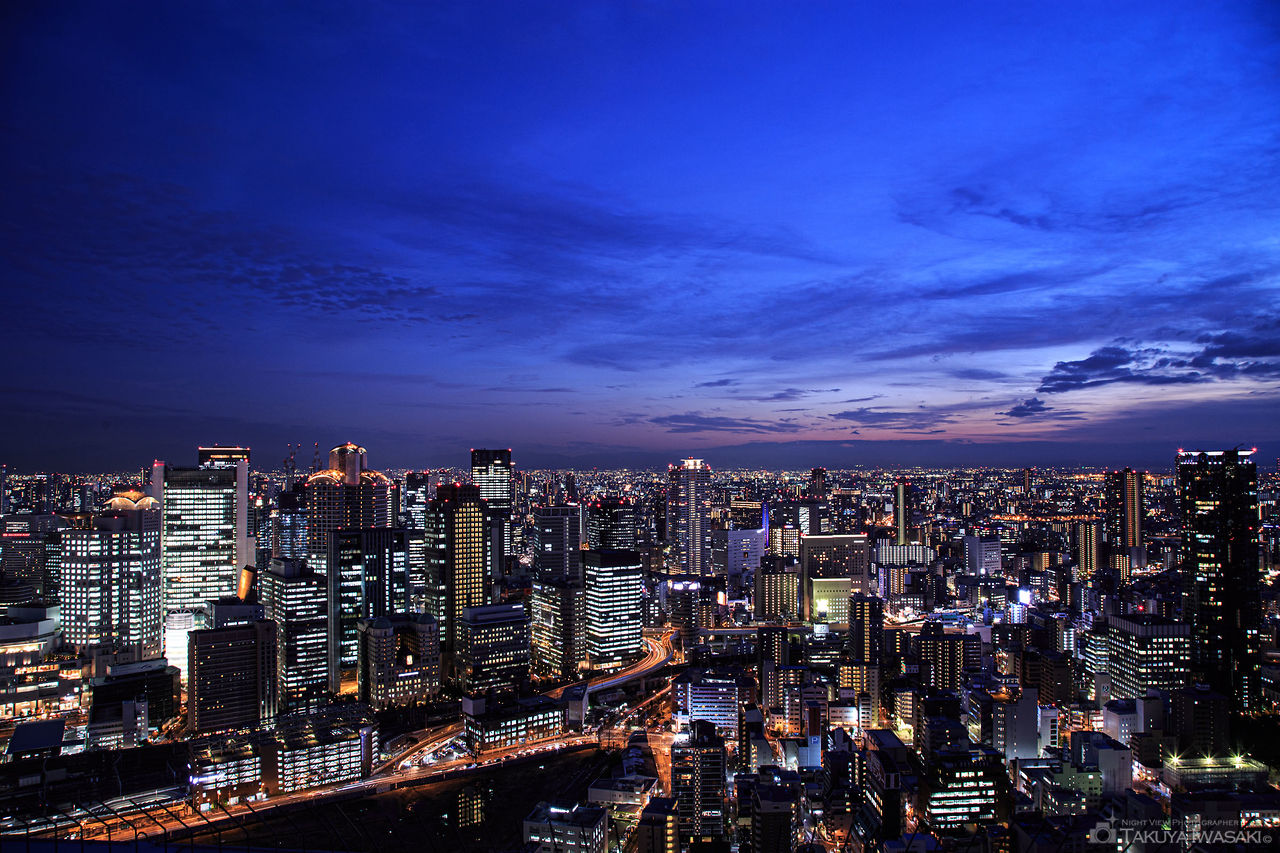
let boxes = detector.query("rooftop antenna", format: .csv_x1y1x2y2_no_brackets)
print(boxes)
312,442,321,474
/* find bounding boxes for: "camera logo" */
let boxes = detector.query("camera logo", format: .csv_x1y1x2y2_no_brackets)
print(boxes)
1086,823,1115,845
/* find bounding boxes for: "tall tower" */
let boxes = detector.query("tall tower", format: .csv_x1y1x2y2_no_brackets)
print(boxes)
61,490,163,659
667,458,712,576
426,483,491,658
1105,468,1144,551
305,443,391,577
533,505,582,583
808,467,828,499
470,448,513,565
159,448,254,661
1178,449,1261,712
1075,520,1102,582
893,479,912,546
585,497,637,551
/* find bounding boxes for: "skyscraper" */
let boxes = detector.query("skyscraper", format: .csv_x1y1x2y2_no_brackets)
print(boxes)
327,528,414,690
426,483,491,657
1075,520,1102,582
530,575,585,680
667,459,712,576
1105,468,1144,551
533,505,582,582
585,496,636,551
799,534,872,621
306,443,391,578
808,467,828,499
157,450,253,635
893,479,912,546
754,556,799,622
187,619,277,734
1178,449,1261,711
403,471,434,530
61,490,163,659
847,593,884,665
963,534,1002,576
584,549,644,668
671,719,727,840
260,558,327,709
471,448,514,562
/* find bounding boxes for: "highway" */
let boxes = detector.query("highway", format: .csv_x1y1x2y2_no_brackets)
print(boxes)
10,629,677,843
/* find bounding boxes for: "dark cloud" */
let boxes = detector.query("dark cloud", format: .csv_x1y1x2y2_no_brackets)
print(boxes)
949,368,1009,381
648,413,805,435
1036,346,1211,393
999,397,1050,418
828,407,957,433
695,378,738,388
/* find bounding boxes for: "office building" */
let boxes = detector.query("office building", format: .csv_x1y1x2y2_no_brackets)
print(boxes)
260,558,328,709
187,620,277,734
754,556,799,622
523,802,608,853
632,797,680,853
584,549,644,667
894,479,912,546
403,471,434,529
425,483,491,657
667,459,712,576
1178,449,1261,711
1,513,66,600
456,602,530,694
158,452,253,653
471,448,514,559
61,491,162,659
710,528,765,580
919,742,1009,834
271,483,308,561
799,534,871,621
530,575,585,680
671,719,727,840
356,613,440,708
808,467,828,499
1106,614,1191,700
327,527,413,689
963,534,1002,577
533,505,582,582
750,784,799,853
306,442,391,578
585,496,636,551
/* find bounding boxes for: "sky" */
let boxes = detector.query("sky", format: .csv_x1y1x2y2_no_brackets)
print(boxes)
3,1,1279,472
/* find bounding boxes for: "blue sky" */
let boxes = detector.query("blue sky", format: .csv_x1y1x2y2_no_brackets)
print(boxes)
3,1,1279,471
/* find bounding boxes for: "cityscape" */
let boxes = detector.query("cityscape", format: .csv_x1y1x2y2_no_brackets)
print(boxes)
0,450,1277,851
4,1,1280,852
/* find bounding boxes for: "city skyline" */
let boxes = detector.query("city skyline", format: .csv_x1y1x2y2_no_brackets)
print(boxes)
4,1,1280,471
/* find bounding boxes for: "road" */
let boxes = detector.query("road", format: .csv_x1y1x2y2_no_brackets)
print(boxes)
11,630,676,843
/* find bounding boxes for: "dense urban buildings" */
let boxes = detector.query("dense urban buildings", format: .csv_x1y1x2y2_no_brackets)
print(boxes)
1,447,1278,852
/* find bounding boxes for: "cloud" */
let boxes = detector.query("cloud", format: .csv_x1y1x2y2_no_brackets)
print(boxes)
648,413,804,435
1036,345,1212,393
695,378,738,388
827,406,957,433
998,397,1050,418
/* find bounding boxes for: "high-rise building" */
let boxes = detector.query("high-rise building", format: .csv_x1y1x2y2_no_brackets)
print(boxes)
403,471,434,529
847,593,884,665
584,497,636,551
754,556,799,622
306,443,391,578
1105,468,1145,551
471,448,514,560
456,602,530,694
1075,520,1102,582
530,576,585,680
893,479,912,546
356,613,440,709
667,459,712,576
671,719,727,840
584,549,643,668
799,534,871,621
533,505,582,582
187,620,277,734
260,558,327,709
158,452,253,647
808,467,828,499
963,534,1002,577
327,527,413,689
632,797,679,853
522,801,607,853
426,483,490,657
61,491,163,658
710,528,765,582
1178,449,1261,711
271,483,308,561
1106,614,1190,700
